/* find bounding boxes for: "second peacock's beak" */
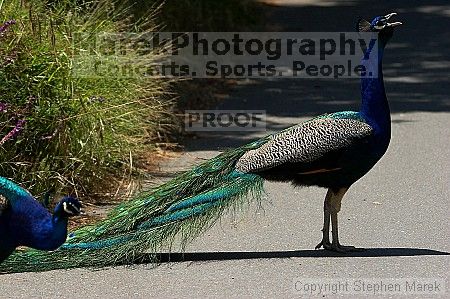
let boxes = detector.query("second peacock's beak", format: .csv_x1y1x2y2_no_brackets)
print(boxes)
384,12,403,27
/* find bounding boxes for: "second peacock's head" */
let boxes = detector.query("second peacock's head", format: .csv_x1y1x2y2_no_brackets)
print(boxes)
357,13,403,45
54,196,82,218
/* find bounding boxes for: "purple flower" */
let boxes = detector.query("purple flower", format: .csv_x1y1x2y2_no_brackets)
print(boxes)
0,119,26,146
14,119,26,132
0,20,16,34
0,102,7,113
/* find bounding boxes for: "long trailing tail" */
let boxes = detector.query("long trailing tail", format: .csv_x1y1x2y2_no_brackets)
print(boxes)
0,141,266,273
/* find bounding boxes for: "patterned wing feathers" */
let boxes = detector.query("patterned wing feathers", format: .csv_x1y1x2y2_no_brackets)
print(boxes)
235,118,372,173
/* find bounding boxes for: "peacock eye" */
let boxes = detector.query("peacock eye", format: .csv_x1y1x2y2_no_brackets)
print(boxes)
376,21,383,26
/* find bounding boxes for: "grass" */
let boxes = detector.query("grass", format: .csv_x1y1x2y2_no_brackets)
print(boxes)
0,0,263,205
0,1,177,201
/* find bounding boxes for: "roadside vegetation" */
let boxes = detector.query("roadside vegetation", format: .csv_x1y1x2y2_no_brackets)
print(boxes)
0,1,176,201
0,0,261,204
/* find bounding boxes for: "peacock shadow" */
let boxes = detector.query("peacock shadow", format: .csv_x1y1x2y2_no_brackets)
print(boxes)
150,248,449,263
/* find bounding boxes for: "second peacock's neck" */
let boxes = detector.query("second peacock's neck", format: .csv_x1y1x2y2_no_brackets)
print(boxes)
21,214,69,251
359,45,391,139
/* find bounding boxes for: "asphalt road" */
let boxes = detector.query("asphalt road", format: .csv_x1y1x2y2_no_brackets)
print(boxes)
1,1,449,298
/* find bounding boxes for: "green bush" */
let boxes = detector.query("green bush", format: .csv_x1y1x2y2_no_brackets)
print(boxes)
0,1,177,200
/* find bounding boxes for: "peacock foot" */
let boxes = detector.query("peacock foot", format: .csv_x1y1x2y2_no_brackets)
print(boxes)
315,239,332,250
315,240,365,252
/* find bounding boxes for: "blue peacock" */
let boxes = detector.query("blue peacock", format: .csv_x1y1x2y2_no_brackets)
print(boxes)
0,13,401,273
0,177,81,263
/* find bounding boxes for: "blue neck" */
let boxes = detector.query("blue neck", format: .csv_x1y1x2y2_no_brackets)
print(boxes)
359,45,391,137
22,211,69,251
49,205,70,247
52,214,70,241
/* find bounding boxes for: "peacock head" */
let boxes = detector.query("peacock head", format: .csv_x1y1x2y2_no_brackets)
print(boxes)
357,13,402,45
54,196,82,218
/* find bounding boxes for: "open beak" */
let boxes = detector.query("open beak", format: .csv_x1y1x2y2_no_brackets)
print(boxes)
384,12,403,27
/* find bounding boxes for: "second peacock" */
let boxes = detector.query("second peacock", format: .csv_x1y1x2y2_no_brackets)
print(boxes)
0,13,402,273
0,177,81,263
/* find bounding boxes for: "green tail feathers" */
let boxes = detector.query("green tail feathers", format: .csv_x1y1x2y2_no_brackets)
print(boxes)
0,142,266,273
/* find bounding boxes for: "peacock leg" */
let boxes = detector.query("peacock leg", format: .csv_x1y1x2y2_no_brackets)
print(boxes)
328,188,363,252
315,189,332,250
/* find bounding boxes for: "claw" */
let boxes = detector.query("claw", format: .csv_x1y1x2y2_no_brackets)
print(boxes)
316,241,365,253
315,240,331,250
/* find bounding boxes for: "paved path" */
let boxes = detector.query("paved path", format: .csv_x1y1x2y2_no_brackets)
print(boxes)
1,1,449,298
